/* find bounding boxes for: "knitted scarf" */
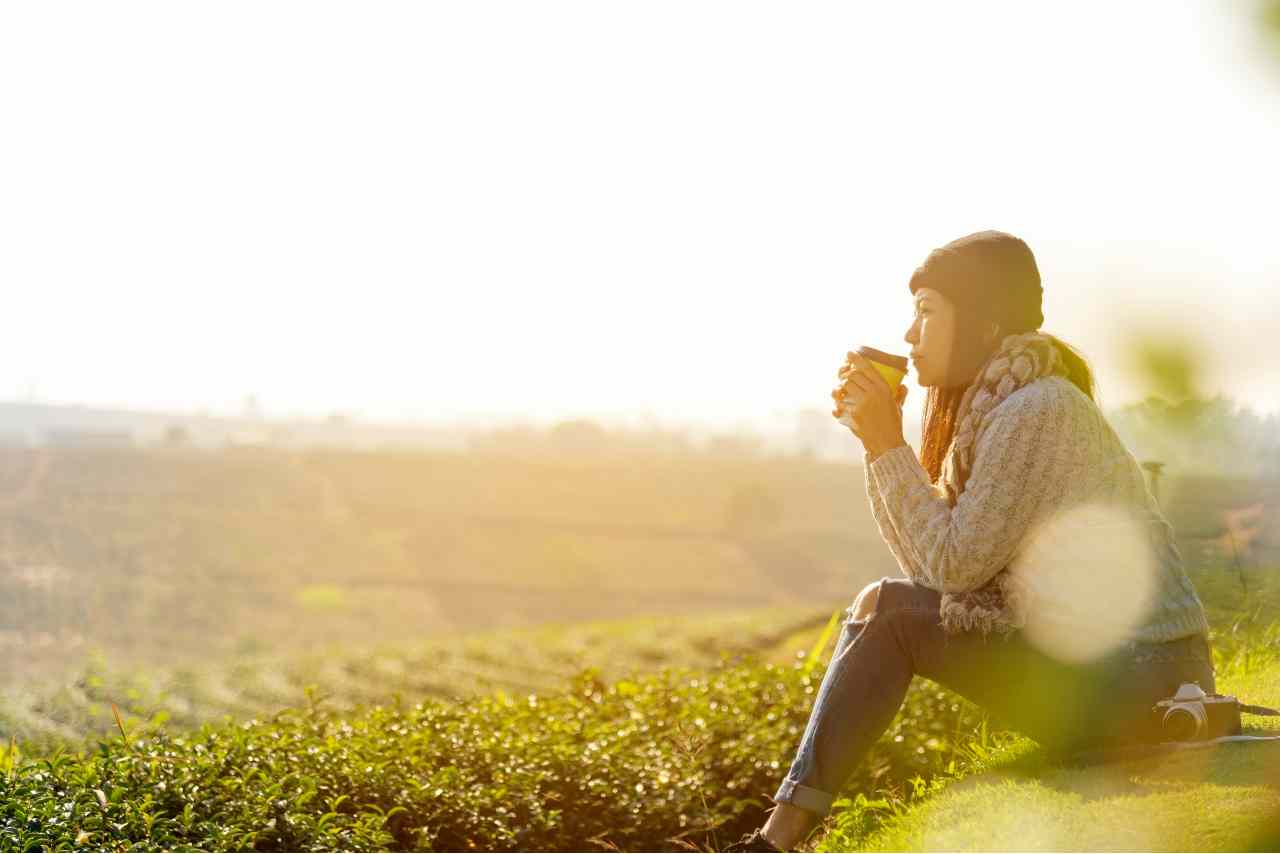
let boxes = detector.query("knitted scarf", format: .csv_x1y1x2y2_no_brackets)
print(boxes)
935,330,1070,637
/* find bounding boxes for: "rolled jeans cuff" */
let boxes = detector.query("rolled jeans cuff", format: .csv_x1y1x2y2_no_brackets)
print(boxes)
773,776,835,818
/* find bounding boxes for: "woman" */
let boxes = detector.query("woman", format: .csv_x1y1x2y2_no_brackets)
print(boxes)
726,230,1215,853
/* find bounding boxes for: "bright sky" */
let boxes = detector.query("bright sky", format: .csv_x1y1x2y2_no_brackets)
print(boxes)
2,1,1278,432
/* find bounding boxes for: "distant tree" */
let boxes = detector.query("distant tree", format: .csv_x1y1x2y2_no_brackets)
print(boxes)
1107,395,1280,477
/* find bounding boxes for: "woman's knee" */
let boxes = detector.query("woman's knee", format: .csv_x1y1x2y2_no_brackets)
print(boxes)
849,577,934,622
848,579,884,621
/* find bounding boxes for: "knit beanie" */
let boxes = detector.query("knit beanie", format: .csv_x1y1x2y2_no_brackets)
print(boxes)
908,230,1045,336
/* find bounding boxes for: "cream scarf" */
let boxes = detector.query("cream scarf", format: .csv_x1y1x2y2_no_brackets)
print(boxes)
934,330,1069,637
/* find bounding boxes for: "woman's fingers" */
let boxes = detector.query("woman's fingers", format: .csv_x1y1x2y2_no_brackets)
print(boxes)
847,353,893,395
843,372,873,396
834,385,862,406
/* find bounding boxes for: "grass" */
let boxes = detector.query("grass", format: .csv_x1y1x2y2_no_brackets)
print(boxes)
815,659,1280,851
1,604,831,755
810,563,1280,853
0,595,1273,851
0,651,982,851
0,622,1261,852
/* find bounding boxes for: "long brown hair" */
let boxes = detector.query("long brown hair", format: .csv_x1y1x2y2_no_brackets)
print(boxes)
918,315,1099,484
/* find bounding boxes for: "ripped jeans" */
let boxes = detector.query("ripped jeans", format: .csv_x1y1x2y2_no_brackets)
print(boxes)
773,577,1216,818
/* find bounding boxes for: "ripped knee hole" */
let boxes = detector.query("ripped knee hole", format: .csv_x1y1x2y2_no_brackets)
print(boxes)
847,580,882,622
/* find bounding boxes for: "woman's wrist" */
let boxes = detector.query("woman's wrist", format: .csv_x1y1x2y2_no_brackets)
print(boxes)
866,439,908,464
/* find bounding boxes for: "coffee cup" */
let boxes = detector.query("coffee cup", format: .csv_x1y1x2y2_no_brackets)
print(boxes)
836,346,909,428
856,346,909,389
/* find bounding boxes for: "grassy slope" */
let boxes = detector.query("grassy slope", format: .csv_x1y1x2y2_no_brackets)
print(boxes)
823,661,1280,852
2,604,832,754
814,563,1280,852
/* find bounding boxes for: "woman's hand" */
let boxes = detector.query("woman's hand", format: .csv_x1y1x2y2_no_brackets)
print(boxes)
831,351,908,460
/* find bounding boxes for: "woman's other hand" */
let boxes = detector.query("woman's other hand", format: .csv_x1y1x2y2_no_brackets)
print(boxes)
831,351,908,460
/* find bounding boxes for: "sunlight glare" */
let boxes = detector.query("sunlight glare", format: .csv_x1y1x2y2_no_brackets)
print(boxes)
1013,502,1159,664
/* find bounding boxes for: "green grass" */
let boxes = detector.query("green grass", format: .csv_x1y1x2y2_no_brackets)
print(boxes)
816,660,1280,851
1,623,1268,853
0,651,986,852
854,761,1279,851
0,604,1274,852
811,565,1280,853
2,604,832,756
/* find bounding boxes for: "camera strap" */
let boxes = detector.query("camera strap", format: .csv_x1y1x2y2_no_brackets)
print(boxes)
1239,703,1280,716
1163,734,1280,748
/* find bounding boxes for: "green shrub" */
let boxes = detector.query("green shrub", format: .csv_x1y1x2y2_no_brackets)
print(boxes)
0,652,984,852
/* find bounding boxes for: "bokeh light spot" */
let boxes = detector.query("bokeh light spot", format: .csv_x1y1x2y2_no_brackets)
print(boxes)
1013,502,1158,664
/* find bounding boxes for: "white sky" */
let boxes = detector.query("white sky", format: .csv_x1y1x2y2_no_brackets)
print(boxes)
2,1,1278,431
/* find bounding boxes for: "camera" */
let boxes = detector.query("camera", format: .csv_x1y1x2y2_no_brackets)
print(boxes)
1147,682,1243,743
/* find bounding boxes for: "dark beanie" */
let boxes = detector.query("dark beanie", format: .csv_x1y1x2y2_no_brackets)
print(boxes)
908,230,1044,335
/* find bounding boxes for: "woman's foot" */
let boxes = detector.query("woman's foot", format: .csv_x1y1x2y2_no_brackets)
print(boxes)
761,801,819,850
722,827,783,852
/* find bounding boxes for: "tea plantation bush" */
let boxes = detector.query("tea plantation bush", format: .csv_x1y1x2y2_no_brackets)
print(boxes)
0,653,984,852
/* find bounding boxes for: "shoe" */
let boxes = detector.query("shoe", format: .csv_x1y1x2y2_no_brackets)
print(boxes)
721,828,783,852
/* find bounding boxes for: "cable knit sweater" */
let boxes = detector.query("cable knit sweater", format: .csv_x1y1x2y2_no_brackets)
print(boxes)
862,374,1211,646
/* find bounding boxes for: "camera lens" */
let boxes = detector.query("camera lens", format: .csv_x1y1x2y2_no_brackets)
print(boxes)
1162,707,1201,742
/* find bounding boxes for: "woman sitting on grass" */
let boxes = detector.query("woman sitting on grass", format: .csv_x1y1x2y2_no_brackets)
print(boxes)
727,230,1216,853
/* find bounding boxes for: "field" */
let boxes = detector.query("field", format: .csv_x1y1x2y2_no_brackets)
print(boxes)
0,445,903,683
1,604,835,753
1,445,1278,850
4,444,1276,680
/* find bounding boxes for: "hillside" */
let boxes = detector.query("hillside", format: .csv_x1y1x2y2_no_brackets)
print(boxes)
1,604,832,753
2,573,1274,852
4,445,1276,685
808,563,1280,852
815,656,1280,852
0,445,899,684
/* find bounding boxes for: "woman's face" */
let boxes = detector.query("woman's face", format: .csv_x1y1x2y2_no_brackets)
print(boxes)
903,287,956,387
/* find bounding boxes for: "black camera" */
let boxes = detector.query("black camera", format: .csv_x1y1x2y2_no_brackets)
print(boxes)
1147,682,1243,743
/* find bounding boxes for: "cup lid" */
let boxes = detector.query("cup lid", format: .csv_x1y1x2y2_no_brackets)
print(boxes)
856,346,909,372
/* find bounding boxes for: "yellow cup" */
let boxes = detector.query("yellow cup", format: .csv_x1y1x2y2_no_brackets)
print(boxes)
837,346,909,429
856,346,909,389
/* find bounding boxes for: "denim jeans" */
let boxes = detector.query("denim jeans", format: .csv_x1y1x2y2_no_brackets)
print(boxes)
773,577,1217,817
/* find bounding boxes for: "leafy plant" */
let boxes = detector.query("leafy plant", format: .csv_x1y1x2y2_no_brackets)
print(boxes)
0,650,988,852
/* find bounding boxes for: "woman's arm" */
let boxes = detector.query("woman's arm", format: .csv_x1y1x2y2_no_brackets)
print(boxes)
866,384,1077,594
863,448,938,589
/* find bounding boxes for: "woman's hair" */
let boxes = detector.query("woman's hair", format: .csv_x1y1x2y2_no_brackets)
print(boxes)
917,309,1100,485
